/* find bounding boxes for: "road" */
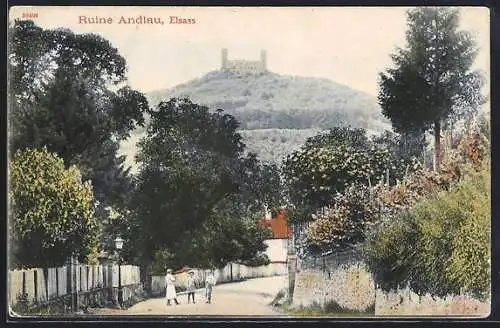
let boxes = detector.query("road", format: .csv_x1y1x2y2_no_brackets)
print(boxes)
91,275,289,316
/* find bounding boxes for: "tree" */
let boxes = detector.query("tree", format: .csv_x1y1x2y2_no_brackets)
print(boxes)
378,7,485,170
282,127,399,224
127,98,276,271
8,20,148,212
371,130,426,166
171,212,272,269
9,148,99,268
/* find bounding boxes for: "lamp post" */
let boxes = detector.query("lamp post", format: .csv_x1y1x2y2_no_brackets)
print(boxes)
114,236,124,308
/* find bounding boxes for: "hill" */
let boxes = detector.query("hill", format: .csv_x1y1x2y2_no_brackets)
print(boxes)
146,70,388,131
120,70,389,171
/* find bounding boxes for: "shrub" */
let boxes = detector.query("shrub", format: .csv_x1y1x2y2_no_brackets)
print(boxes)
306,183,380,252
9,147,99,268
363,159,490,300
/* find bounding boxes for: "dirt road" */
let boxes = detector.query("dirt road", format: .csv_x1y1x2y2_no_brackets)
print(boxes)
91,275,289,317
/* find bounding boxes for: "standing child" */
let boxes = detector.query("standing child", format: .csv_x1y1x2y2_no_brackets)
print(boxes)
187,270,196,304
205,270,216,304
165,269,180,306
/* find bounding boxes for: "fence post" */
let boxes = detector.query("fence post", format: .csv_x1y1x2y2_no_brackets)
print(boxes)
107,262,115,305
73,255,80,312
20,271,28,310
287,250,297,302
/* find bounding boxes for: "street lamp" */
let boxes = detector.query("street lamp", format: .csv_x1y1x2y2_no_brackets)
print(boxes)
114,236,124,308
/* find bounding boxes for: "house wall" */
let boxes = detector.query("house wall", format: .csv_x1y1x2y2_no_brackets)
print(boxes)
264,239,288,263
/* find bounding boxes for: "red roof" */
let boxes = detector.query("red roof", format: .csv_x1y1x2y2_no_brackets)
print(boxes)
258,209,292,239
174,266,191,274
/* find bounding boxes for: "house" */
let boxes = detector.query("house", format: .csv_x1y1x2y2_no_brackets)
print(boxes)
258,208,292,265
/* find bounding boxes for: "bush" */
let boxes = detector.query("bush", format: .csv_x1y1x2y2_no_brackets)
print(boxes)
363,159,490,300
9,147,99,268
306,183,381,252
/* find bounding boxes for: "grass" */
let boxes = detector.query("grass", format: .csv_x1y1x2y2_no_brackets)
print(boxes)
281,299,375,317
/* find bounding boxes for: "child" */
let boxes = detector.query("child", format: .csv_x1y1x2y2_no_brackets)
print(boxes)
205,271,216,304
165,269,180,306
187,270,196,304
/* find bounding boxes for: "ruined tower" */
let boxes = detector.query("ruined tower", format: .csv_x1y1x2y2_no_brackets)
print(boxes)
220,49,267,74
260,49,267,71
221,48,228,70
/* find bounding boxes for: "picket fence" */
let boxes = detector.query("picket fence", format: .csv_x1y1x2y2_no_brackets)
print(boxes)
8,264,141,307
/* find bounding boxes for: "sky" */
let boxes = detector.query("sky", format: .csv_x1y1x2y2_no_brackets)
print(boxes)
9,6,490,98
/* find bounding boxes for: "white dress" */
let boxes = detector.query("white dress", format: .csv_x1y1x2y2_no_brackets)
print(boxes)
165,274,177,300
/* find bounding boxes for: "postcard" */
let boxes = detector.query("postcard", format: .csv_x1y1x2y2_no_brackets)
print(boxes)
7,6,490,319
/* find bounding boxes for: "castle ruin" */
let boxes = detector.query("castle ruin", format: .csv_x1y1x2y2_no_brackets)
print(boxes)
221,48,267,74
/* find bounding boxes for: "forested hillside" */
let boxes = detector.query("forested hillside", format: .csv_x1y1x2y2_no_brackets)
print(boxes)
121,70,389,171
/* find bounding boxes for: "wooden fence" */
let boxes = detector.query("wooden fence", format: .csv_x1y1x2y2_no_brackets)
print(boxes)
8,264,140,307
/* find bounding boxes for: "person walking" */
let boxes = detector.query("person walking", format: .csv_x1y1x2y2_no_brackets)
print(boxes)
205,270,216,304
165,269,180,306
186,270,196,304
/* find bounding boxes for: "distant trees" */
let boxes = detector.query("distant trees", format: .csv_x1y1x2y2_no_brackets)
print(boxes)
9,148,99,268
378,7,486,170
125,98,277,271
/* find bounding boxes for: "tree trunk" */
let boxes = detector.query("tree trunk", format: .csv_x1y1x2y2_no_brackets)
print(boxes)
433,120,441,171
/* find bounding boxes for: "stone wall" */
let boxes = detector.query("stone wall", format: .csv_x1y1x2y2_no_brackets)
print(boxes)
291,262,375,311
224,60,266,74
289,251,489,316
375,287,490,316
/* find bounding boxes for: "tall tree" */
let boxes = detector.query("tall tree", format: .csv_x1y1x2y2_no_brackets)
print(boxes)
378,7,485,170
127,98,275,271
8,20,148,211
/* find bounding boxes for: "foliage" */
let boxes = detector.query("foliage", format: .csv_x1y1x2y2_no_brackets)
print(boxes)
378,7,486,169
238,128,322,165
171,213,272,269
8,20,147,213
371,130,426,166
363,131,491,300
283,127,402,224
304,126,371,150
9,148,99,268
305,183,381,253
127,98,276,269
